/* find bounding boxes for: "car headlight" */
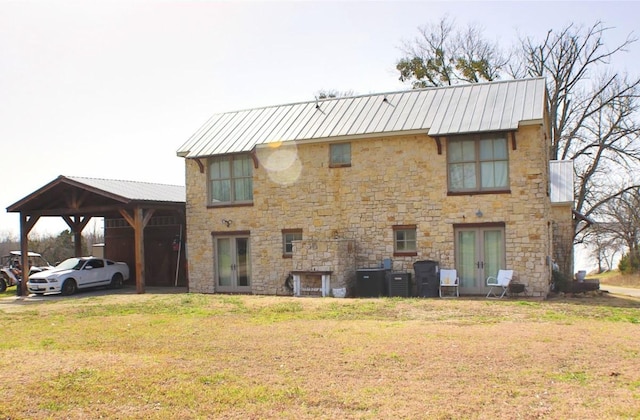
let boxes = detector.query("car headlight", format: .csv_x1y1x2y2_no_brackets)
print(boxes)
47,277,58,283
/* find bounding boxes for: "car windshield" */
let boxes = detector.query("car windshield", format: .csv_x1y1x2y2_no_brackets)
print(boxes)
55,258,85,270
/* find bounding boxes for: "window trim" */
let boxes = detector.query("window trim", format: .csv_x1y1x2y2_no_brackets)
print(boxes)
282,229,303,258
393,225,417,257
207,154,254,206
329,142,352,168
446,133,510,195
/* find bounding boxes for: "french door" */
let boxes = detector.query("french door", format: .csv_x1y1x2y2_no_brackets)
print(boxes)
215,236,251,293
455,225,505,294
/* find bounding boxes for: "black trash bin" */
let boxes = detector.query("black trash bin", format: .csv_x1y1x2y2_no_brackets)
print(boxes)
413,260,439,297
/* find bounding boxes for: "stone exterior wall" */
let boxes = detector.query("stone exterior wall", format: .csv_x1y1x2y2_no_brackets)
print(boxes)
185,124,563,297
551,204,575,278
291,239,357,294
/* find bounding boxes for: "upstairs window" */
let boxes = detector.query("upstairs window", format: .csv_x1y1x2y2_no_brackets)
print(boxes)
330,143,351,167
209,154,253,205
448,134,509,193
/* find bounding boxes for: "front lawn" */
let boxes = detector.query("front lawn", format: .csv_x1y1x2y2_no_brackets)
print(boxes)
1,291,639,419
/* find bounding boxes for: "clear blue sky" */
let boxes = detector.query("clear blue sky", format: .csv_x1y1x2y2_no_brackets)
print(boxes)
1,0,639,238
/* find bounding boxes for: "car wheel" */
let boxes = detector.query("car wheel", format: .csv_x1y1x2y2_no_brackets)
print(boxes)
110,273,123,289
0,277,6,293
61,279,77,296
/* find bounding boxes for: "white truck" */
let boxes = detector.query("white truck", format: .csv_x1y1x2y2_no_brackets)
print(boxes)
27,257,129,295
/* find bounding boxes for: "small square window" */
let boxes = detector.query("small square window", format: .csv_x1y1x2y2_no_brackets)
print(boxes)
282,230,303,257
393,226,417,255
330,143,351,167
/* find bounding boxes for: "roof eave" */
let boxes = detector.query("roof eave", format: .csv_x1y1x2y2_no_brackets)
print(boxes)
7,175,129,213
518,118,545,127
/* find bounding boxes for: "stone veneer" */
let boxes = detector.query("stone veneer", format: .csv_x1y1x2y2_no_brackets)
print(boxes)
291,239,357,295
550,205,575,279
184,124,569,297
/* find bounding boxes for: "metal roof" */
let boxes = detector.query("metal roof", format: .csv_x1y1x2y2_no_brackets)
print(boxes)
64,176,185,203
177,78,547,158
549,161,574,204
7,176,185,214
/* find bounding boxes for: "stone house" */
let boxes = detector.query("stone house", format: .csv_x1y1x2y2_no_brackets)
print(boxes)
177,78,573,297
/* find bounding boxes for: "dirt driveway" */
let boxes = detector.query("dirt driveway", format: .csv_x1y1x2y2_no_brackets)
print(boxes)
601,283,640,298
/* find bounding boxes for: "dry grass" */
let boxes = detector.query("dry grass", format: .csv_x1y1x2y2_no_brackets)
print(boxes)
597,271,640,288
1,290,639,419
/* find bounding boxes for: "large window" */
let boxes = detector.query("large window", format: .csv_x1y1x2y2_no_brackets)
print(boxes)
448,134,509,193
393,225,417,256
209,154,253,205
330,143,351,167
282,229,303,258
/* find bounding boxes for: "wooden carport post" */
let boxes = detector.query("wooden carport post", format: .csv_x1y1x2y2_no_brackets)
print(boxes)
18,213,40,296
62,215,92,257
119,207,154,294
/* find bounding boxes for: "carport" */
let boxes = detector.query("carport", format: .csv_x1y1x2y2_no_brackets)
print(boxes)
6,175,186,295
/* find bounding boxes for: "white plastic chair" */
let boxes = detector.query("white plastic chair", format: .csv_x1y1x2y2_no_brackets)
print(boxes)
439,269,459,298
486,270,514,298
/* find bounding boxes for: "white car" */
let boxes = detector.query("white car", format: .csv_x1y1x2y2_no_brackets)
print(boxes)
27,257,130,295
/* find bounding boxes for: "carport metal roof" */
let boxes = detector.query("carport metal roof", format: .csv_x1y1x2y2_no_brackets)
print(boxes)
7,176,185,216
6,175,186,295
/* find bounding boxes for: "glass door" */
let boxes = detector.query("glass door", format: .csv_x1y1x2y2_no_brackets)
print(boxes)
215,236,251,293
455,226,505,294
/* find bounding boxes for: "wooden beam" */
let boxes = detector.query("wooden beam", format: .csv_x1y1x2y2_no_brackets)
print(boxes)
66,189,89,210
194,158,205,174
120,207,155,294
133,207,146,294
433,137,442,155
18,203,180,217
23,214,40,233
61,215,92,232
511,131,517,150
119,209,135,227
62,215,92,257
250,148,259,169
142,209,155,227
18,213,37,296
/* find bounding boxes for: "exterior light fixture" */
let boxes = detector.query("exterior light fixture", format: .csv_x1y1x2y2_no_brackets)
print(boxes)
475,210,483,217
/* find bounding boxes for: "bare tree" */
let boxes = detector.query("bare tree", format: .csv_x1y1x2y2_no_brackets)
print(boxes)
595,188,640,272
397,20,640,277
517,23,640,239
396,16,508,88
584,223,623,272
315,89,356,100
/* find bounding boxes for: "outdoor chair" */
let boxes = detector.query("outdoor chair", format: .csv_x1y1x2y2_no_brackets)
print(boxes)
439,269,459,298
486,269,514,298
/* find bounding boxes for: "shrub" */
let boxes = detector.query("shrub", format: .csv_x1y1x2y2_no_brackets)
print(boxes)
552,269,570,292
618,251,640,274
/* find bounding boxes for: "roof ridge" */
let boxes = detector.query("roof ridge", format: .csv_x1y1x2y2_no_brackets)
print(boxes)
206,77,546,115
64,175,184,188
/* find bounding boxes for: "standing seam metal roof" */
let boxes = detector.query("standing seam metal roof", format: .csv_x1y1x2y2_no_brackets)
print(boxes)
65,176,186,203
177,78,546,158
